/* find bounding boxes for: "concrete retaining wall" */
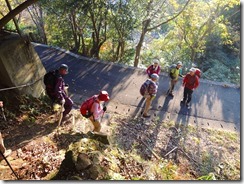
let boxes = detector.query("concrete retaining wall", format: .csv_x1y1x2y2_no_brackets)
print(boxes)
0,33,46,97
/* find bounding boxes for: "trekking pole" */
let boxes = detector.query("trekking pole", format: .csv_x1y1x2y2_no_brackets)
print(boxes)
57,101,65,127
0,150,19,180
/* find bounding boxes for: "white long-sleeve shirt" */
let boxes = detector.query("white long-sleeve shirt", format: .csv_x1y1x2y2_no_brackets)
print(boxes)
90,100,104,120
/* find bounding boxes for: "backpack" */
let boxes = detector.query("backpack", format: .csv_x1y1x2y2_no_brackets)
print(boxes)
140,80,151,96
195,68,201,78
168,64,176,76
44,70,58,89
80,95,96,118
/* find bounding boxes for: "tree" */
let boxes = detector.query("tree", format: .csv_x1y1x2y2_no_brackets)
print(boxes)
0,0,38,29
87,0,108,58
27,2,47,44
107,0,136,62
133,0,190,67
173,0,240,66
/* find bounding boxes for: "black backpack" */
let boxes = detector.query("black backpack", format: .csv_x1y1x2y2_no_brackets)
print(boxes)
43,70,58,89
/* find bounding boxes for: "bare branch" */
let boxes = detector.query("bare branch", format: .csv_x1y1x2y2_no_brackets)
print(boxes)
147,0,191,32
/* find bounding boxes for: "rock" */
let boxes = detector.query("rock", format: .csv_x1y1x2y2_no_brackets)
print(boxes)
51,150,76,180
88,165,100,180
87,131,110,145
89,151,104,164
76,153,92,171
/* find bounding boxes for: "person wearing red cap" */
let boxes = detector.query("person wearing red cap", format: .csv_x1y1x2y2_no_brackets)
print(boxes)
84,91,109,132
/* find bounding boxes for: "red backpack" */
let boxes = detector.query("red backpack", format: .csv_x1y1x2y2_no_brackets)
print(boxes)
195,68,201,78
80,95,97,118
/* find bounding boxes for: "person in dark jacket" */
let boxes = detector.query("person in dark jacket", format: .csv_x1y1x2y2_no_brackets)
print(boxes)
47,64,73,120
181,68,199,107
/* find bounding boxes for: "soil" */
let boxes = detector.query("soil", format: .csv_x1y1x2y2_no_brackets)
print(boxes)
0,95,240,180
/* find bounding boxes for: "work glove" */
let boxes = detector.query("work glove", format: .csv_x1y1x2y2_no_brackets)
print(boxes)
103,106,107,112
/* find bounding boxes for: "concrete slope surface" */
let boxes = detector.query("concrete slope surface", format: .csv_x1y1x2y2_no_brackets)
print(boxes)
33,43,240,132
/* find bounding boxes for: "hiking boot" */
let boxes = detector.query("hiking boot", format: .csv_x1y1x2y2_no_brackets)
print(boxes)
143,114,151,118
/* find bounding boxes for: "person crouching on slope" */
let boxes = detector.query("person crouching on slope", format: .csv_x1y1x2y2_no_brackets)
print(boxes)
181,68,199,107
140,73,159,118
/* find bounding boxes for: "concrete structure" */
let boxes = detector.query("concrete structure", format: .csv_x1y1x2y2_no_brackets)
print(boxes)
0,32,46,97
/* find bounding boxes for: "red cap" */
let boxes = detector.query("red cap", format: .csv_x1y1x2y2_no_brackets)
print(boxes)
98,91,110,102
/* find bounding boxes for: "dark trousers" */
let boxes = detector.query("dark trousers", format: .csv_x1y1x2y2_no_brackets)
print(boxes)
46,91,73,117
183,87,193,104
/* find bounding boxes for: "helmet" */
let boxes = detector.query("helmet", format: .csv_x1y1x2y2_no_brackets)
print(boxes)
59,64,69,71
98,91,110,102
177,61,182,66
189,68,196,72
153,59,159,64
150,73,159,80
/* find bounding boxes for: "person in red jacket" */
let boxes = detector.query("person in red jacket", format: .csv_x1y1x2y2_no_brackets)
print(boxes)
146,60,161,78
181,68,199,107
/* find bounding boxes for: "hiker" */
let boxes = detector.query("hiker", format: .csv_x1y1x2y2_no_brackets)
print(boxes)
44,64,73,120
167,61,183,97
181,68,199,107
140,73,159,118
146,60,161,78
80,91,109,132
0,132,12,161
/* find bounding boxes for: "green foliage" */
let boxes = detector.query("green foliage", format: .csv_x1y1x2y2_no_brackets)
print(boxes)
3,0,239,85
198,173,216,180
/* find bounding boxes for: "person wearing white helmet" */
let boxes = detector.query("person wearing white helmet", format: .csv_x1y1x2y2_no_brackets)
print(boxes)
181,68,199,107
140,73,159,118
146,60,161,78
167,61,183,97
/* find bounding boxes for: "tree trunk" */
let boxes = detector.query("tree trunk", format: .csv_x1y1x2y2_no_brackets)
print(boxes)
134,19,150,67
69,12,80,53
119,40,125,61
5,0,22,37
115,42,120,61
190,48,196,63
81,34,88,56
0,0,38,29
